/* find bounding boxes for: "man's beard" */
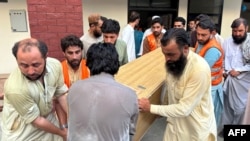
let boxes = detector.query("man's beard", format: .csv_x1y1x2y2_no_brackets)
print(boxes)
93,30,102,38
68,59,81,70
153,31,161,37
165,53,187,78
25,73,44,81
24,63,46,81
197,37,210,45
232,32,247,44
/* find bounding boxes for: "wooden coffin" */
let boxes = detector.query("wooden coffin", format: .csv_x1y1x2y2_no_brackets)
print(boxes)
115,48,166,141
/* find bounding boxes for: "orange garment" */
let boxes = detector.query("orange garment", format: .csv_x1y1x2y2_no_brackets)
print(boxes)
194,38,224,86
143,33,163,55
147,34,157,51
61,59,90,87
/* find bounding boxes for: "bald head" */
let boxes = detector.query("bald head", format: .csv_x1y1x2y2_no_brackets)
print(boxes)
12,38,48,59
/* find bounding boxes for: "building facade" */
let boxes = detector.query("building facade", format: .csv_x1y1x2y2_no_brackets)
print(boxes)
0,0,244,74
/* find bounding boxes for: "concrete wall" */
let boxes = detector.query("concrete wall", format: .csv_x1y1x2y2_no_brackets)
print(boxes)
82,0,127,36
0,0,30,74
178,0,188,30
220,0,242,39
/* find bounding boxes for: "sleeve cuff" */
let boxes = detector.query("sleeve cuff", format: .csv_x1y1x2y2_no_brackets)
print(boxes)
150,104,159,115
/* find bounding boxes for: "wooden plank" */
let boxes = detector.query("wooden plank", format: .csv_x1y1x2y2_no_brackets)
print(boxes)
115,48,166,141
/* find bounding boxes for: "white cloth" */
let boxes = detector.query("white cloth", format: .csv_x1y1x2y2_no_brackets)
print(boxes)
138,28,166,56
121,24,136,62
214,33,224,47
223,36,250,73
150,51,217,141
80,32,103,58
220,36,250,131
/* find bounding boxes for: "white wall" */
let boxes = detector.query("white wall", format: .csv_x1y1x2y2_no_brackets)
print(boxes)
82,0,127,36
0,0,30,74
221,0,242,38
178,0,188,30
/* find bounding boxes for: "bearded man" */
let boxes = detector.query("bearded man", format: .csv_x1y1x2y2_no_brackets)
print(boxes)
101,19,128,66
194,18,224,127
142,17,164,55
219,18,250,134
1,38,68,141
138,28,217,141
61,34,90,88
80,14,105,58
58,34,90,131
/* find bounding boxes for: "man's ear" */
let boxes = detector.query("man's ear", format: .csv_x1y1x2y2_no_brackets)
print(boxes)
62,52,66,57
246,26,249,32
212,30,216,36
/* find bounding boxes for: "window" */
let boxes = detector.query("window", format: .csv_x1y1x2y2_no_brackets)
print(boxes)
241,0,250,32
128,0,179,31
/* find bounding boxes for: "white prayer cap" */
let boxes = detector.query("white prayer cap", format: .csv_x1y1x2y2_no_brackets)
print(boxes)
152,15,160,20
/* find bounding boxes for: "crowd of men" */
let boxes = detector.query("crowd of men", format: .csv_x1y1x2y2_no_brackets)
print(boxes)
0,11,250,141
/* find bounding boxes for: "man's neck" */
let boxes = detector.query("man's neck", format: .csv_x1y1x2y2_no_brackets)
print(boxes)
88,30,95,38
129,22,136,28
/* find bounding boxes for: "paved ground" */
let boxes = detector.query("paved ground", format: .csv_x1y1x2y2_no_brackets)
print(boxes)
141,117,223,141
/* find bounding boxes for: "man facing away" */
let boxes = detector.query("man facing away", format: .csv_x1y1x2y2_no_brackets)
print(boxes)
142,17,164,55
219,18,250,134
194,18,224,127
1,38,68,141
67,42,139,141
121,11,140,62
101,19,128,65
80,13,104,58
138,28,217,141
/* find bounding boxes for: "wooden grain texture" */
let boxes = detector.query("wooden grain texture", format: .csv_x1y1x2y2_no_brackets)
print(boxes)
115,48,166,141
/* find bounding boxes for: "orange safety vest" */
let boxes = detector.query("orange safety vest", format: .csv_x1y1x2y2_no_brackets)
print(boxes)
194,38,224,86
147,34,158,51
61,59,90,88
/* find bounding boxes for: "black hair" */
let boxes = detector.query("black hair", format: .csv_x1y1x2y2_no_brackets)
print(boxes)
196,18,215,32
231,18,248,28
86,42,120,75
101,16,108,23
161,28,189,49
101,19,120,34
128,11,140,23
151,17,164,26
60,34,83,52
174,17,186,26
195,14,210,23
